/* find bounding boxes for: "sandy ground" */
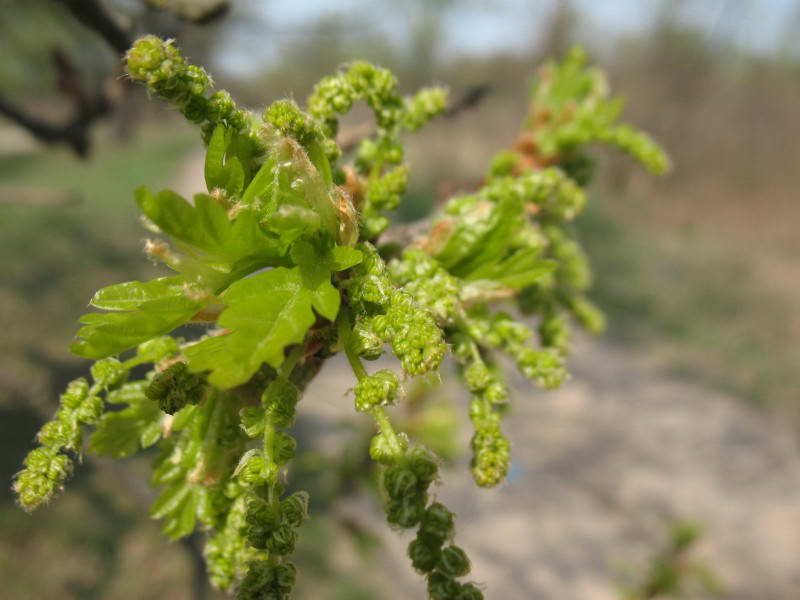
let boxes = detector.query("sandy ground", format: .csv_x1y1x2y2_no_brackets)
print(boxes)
300,338,800,600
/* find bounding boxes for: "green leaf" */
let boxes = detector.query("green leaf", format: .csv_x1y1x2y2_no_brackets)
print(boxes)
136,186,283,271
185,267,315,388
150,481,199,540
263,205,321,252
91,277,188,311
468,251,556,289
311,281,340,321
273,139,339,239
290,240,347,321
204,125,227,191
89,382,163,458
137,187,225,254
329,246,363,271
72,282,205,359
448,195,525,277
225,156,245,195
242,154,276,204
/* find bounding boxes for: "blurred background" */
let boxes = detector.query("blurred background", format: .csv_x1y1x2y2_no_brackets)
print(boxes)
1,0,799,598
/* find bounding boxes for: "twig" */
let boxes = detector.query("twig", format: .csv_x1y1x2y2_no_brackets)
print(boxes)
0,48,112,157
57,0,132,54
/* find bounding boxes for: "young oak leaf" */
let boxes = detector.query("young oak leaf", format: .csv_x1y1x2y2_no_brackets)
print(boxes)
88,381,163,458
89,276,189,310
184,267,316,389
71,277,206,359
289,240,363,322
149,480,203,540
204,125,250,195
135,187,282,268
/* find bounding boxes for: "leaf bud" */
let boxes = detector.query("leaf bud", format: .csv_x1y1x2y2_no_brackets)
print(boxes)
354,369,399,412
183,94,208,124
264,99,320,146
463,362,491,393
403,87,448,131
206,90,235,122
262,379,300,428
37,419,76,450
238,454,275,486
273,562,297,591
74,394,104,425
91,358,127,389
406,450,439,484
273,431,297,466
369,432,407,464
514,347,567,390
352,319,385,360
456,583,485,600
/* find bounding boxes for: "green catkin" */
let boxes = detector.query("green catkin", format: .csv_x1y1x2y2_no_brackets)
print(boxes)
126,36,260,148
13,38,667,599
145,362,206,414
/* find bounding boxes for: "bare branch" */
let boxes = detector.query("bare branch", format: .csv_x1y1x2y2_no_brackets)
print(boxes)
57,0,132,55
0,49,112,157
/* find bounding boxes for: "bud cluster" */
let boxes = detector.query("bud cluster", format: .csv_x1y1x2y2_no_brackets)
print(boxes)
529,47,669,175
347,243,446,376
307,62,446,239
453,339,511,488
14,358,127,510
354,369,400,412
380,448,484,599
145,361,206,414
126,36,255,144
227,373,306,598
390,247,462,324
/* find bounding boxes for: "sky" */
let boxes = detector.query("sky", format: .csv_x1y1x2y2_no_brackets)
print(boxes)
216,0,799,76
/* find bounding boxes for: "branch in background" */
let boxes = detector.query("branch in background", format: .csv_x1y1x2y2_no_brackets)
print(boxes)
442,84,490,118
0,48,111,157
58,0,132,55
145,0,231,25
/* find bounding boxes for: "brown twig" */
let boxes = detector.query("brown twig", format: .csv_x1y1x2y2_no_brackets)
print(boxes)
0,48,112,157
57,0,132,54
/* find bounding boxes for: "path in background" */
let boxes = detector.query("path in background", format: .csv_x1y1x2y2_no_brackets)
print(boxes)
304,338,800,600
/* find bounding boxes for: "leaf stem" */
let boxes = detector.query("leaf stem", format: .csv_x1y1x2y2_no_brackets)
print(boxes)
279,344,305,380
337,307,368,381
371,406,404,457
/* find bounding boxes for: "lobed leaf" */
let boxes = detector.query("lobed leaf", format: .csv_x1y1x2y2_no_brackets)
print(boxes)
72,279,205,359
185,267,316,388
